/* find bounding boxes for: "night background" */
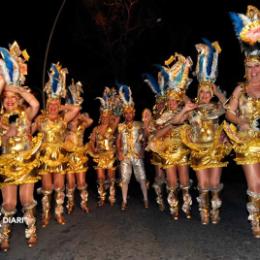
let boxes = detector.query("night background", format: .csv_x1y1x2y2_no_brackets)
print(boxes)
2,0,259,118
1,1,260,259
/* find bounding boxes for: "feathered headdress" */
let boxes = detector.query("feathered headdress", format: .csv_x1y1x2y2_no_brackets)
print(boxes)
143,65,169,100
44,62,68,99
229,5,260,63
66,79,84,106
195,38,221,86
0,41,29,86
163,53,193,100
96,86,112,112
96,87,123,116
118,84,135,112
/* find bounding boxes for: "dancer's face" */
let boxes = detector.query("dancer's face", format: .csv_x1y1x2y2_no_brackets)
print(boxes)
198,88,212,104
245,62,260,83
142,108,152,123
3,91,19,112
100,111,110,125
47,99,60,116
167,98,179,110
124,109,135,122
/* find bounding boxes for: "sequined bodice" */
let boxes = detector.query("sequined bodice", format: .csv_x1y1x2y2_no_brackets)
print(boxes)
190,103,222,143
75,125,85,146
40,116,66,143
1,109,31,153
239,92,260,131
96,126,115,152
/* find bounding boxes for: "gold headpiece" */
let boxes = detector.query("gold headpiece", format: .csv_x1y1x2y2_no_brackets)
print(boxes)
44,62,68,99
164,53,192,100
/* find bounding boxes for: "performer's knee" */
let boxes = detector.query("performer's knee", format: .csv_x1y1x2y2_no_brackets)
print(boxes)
2,201,17,212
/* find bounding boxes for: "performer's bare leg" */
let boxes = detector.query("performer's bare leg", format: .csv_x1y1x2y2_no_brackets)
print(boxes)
0,185,17,251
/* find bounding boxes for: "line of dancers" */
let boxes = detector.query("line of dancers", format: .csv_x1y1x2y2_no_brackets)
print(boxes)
0,4,259,252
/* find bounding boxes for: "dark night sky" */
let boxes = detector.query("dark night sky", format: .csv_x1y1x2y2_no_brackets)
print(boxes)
1,0,259,120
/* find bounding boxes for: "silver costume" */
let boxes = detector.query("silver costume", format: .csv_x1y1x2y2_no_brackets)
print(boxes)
118,121,146,184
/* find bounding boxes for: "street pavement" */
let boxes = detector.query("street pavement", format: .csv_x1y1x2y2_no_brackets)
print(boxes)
1,171,260,260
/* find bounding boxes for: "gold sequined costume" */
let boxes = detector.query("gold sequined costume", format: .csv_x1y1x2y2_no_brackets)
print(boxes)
64,121,90,214
147,115,165,168
38,114,67,175
181,103,231,171
148,110,190,169
0,40,40,250
224,88,260,165
89,126,116,170
0,109,42,188
65,124,88,174
150,152,164,167
228,4,260,238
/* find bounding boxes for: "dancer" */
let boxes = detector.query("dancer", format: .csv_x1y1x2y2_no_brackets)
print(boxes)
0,42,41,250
147,54,194,220
143,68,168,211
33,63,80,227
179,39,231,224
88,87,120,207
225,5,260,237
64,80,93,214
116,84,149,210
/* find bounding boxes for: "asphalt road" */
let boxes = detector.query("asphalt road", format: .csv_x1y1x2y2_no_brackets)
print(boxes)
1,169,260,260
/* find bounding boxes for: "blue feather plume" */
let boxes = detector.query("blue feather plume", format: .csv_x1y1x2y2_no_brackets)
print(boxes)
142,73,160,95
198,55,204,82
229,12,244,37
121,84,130,102
0,47,14,82
154,64,169,84
174,64,185,85
116,82,133,104
202,38,214,78
50,64,59,94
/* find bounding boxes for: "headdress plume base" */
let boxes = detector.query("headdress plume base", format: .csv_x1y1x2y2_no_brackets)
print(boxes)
229,5,260,65
143,64,169,105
